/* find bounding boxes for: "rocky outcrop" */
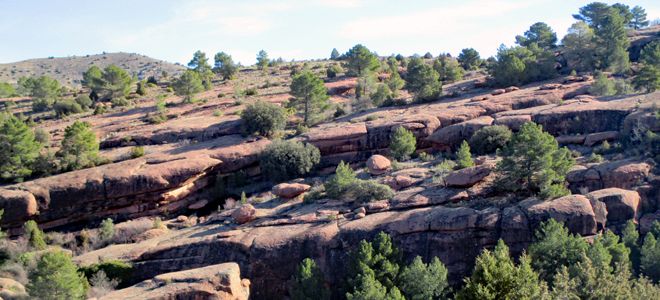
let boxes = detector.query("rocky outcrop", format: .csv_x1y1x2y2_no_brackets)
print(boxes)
567,159,651,193
101,262,250,300
272,183,311,199
444,164,494,188
427,116,493,149
587,188,641,225
0,136,270,233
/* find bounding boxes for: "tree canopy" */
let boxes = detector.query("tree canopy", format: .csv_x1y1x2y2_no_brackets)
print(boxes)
0,114,41,182
345,44,380,77
289,70,329,125
213,51,238,80
516,22,558,50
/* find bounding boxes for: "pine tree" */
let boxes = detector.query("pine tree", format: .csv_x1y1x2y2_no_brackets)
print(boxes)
173,70,204,103
330,48,340,60
256,50,270,70
595,8,630,74
458,48,481,70
562,21,598,72
495,122,573,199
622,220,641,273
641,232,660,282
389,127,416,161
528,219,588,284
344,44,380,77
433,56,464,83
57,121,101,171
24,220,47,250
325,161,357,199
213,52,238,80
515,22,558,50
27,251,88,299
0,114,41,182
630,6,649,29
397,256,448,300
346,232,400,296
633,65,660,93
405,57,441,102
289,70,329,125
289,258,330,300
456,140,473,169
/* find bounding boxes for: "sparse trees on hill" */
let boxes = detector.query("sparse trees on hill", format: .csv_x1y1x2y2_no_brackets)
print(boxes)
188,51,213,90
405,57,441,102
256,50,269,70
57,121,101,171
516,22,558,50
344,44,380,77
495,122,573,199
0,114,41,182
173,70,204,103
458,48,481,71
214,52,238,80
289,70,329,125
630,5,649,29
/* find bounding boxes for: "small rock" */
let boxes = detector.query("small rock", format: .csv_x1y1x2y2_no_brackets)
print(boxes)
232,204,256,224
491,89,506,95
354,207,366,215
176,215,188,222
449,191,469,202
366,155,391,175
540,83,562,90
355,212,366,219
504,86,519,92
366,200,390,212
272,183,311,199
445,164,493,188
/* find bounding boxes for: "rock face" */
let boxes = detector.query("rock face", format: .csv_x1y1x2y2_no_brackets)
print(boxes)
100,188,634,299
567,160,651,192
272,183,311,199
587,188,641,225
101,262,250,300
366,155,391,175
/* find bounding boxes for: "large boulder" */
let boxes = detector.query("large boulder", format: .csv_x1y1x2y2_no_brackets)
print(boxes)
272,183,311,199
366,155,391,175
444,164,493,188
0,277,27,299
101,262,250,300
232,204,256,224
521,195,598,236
567,160,651,192
587,188,641,224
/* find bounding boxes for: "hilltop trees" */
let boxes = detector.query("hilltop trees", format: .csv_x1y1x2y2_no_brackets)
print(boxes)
344,44,380,77
188,50,213,89
57,121,101,171
405,57,441,102
595,8,630,74
0,114,41,182
495,122,573,199
330,48,340,60
213,52,238,80
256,50,270,70
489,44,556,87
289,70,329,125
82,65,132,104
630,5,649,29
458,48,481,70
516,22,558,50
173,70,204,103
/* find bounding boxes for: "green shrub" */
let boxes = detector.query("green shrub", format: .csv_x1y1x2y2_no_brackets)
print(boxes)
260,140,320,182
343,180,394,203
0,114,41,182
405,57,442,102
0,82,16,98
23,220,47,250
74,94,93,109
80,260,133,288
325,161,357,199
389,127,416,161
130,146,145,158
53,99,84,118
456,140,474,169
244,87,258,96
241,101,286,137
99,218,115,241
326,64,343,79
589,72,615,96
289,258,330,300
93,105,107,115
27,251,88,299
469,125,513,155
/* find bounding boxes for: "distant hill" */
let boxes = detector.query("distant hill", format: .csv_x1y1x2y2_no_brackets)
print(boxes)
0,52,186,87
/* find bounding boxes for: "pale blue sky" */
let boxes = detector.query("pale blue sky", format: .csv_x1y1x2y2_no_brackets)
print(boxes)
1,0,658,65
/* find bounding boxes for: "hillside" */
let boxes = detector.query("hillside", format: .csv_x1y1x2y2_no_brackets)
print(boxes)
0,52,186,87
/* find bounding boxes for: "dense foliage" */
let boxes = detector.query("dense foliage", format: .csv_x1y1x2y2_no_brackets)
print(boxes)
389,127,416,161
57,121,101,171
469,125,512,155
260,140,320,182
241,101,287,137
405,57,441,102
27,251,88,299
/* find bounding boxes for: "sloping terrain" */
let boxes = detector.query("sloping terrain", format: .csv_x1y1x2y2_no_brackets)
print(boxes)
0,52,186,87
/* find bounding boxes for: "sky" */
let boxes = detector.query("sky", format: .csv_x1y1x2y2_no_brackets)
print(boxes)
1,0,658,65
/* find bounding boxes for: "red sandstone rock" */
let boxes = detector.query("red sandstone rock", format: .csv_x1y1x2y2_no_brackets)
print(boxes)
366,155,391,175
491,89,506,95
584,131,618,146
232,204,256,224
272,183,311,199
444,164,494,188
587,188,640,224
504,86,519,92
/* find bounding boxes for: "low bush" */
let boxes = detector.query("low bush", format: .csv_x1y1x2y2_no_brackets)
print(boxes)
469,125,512,155
53,99,84,118
260,140,320,182
80,260,133,288
130,146,145,158
75,95,93,109
389,127,416,161
241,101,287,137
343,180,394,203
